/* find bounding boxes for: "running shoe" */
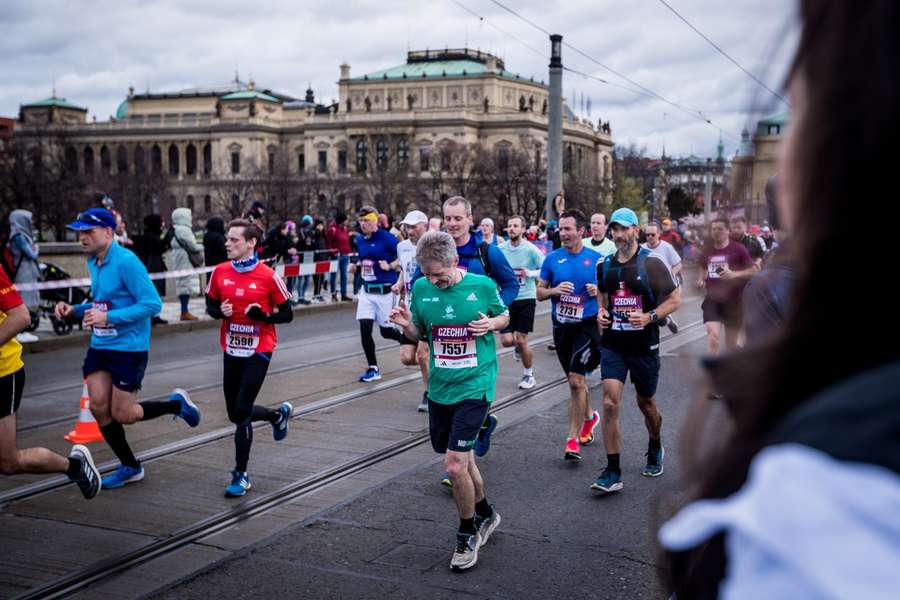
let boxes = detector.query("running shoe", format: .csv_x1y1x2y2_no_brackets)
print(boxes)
591,468,623,493
518,374,536,389
547,344,556,351
171,388,201,427
642,444,665,477
579,410,600,446
564,438,581,461
101,464,144,489
474,414,498,457
225,470,252,497
440,473,453,488
417,391,429,413
450,532,480,571
68,444,100,499
359,367,382,382
272,402,292,441
666,316,679,335
475,507,501,546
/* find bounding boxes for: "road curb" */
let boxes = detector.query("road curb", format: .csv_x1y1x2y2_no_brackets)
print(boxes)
23,300,355,354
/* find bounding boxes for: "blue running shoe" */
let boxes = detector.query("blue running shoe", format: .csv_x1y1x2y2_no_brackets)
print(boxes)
359,367,381,382
590,468,623,494
101,464,144,489
273,402,292,441
642,444,665,477
474,414,498,457
171,388,200,427
225,470,252,497
440,473,453,488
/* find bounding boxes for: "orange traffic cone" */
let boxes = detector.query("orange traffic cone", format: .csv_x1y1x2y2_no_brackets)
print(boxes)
64,380,104,444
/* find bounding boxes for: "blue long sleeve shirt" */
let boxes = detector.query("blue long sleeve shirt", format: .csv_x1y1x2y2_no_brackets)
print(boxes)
412,232,519,307
73,242,162,352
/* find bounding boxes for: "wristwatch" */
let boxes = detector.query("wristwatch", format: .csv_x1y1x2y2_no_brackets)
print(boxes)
648,310,658,323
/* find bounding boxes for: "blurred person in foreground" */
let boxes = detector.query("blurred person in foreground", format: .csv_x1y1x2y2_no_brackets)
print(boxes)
659,2,900,598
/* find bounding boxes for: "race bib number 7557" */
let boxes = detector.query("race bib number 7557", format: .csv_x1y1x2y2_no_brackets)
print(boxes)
432,325,477,369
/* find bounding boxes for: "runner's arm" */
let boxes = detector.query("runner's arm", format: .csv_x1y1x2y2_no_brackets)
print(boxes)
246,301,293,324
206,296,225,319
106,259,163,324
536,279,556,301
487,245,518,306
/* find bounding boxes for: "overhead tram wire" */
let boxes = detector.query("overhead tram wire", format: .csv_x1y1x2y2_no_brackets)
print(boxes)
655,0,789,107
486,0,742,140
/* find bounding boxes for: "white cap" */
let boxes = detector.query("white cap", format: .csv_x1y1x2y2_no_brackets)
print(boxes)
480,217,494,227
400,210,428,226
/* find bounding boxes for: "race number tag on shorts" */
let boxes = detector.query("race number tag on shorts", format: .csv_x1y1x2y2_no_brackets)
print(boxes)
612,290,644,331
226,322,260,357
708,255,727,279
91,300,118,338
361,259,376,281
432,325,477,369
555,294,584,323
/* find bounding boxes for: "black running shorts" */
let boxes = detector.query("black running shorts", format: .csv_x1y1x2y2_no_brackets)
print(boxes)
500,299,536,334
428,396,490,454
82,348,148,392
553,316,602,376
0,367,25,419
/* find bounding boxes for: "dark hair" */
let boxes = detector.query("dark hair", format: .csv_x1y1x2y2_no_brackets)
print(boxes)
731,215,748,225
663,1,900,596
710,216,729,229
335,212,348,225
558,209,587,230
227,218,263,243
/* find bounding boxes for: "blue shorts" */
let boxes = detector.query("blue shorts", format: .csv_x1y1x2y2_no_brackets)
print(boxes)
82,347,149,392
600,347,660,398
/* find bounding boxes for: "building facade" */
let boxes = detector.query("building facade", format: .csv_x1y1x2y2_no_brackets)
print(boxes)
12,49,613,226
729,112,786,222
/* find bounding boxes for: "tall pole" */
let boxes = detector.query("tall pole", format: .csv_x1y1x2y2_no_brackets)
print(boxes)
546,34,563,221
704,158,713,223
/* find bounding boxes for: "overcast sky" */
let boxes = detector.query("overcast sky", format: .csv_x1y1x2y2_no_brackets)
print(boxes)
1,0,799,158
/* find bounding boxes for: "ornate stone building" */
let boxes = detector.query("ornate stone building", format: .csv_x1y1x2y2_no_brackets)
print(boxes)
729,112,787,222
13,49,614,223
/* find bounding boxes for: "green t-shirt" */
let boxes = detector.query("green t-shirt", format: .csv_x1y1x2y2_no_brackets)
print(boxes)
583,236,616,257
499,240,545,301
410,272,509,405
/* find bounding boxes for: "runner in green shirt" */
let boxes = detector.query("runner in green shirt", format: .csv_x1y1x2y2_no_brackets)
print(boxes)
390,231,508,572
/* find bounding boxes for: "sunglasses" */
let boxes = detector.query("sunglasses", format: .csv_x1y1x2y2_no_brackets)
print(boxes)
77,212,108,226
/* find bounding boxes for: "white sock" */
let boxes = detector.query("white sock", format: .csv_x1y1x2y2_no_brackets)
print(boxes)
523,368,533,377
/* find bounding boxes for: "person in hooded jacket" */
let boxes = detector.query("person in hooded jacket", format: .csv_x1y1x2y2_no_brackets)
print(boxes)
7,210,40,343
170,208,204,321
203,217,228,267
131,214,170,326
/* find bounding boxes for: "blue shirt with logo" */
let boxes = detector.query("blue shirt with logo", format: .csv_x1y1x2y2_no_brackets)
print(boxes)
357,228,399,285
539,246,602,324
73,242,162,352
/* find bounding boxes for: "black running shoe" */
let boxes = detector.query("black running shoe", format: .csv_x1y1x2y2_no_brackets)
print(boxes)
69,444,101,499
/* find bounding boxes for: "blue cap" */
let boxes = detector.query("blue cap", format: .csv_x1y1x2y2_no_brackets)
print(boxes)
66,208,117,231
609,207,639,228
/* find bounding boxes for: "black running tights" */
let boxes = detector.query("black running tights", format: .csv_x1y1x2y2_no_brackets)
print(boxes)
359,318,407,367
223,352,278,472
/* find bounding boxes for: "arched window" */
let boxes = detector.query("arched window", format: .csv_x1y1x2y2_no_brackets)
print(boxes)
116,145,128,174
187,194,195,211
64,146,78,173
376,137,388,172
497,146,510,173
186,144,197,175
203,195,212,214
397,138,409,168
563,145,573,174
134,145,146,175
202,143,212,175
356,138,368,173
100,145,111,174
83,146,94,178
168,144,180,176
577,147,583,173
151,145,162,174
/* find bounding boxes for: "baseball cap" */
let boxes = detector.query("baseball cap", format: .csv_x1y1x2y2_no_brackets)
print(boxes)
400,210,428,226
609,207,639,228
66,208,117,231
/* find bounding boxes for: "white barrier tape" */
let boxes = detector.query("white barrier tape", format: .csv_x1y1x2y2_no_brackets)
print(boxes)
13,257,335,292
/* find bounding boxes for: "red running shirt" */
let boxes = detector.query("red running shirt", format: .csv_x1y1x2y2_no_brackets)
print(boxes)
206,262,291,356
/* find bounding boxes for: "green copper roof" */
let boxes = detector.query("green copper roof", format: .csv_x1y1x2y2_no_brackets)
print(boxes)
115,99,129,119
220,90,280,102
353,59,538,85
756,111,789,135
22,96,87,111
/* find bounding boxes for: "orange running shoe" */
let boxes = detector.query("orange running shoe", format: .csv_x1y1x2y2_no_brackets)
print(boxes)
579,410,601,445
564,438,581,461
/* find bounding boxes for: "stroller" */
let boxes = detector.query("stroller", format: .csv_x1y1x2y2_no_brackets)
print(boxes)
35,261,91,335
